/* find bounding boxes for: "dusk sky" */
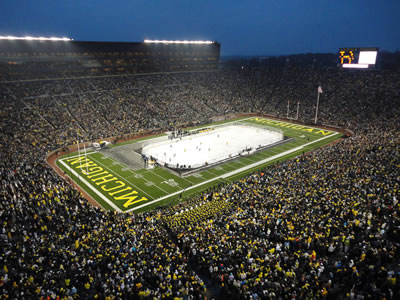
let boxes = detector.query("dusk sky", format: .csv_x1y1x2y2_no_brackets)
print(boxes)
1,0,399,56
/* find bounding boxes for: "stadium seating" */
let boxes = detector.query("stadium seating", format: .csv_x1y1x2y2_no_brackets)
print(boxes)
0,58,399,299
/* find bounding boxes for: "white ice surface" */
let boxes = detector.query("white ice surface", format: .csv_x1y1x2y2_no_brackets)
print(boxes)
142,125,283,169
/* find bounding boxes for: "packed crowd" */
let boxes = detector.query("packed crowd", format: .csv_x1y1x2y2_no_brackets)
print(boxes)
0,160,208,299
170,118,400,299
1,59,400,299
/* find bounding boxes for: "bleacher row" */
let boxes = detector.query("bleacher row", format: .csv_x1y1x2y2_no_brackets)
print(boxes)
0,61,399,299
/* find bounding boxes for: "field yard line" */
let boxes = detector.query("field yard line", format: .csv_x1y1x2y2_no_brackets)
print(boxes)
227,159,248,167
148,168,198,188
88,154,156,200
59,159,122,212
147,169,183,189
125,132,339,212
200,168,223,178
95,153,173,194
143,173,172,194
150,166,197,185
177,174,197,185
237,156,257,164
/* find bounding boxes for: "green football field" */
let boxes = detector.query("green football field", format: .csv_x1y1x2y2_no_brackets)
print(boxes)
56,117,343,213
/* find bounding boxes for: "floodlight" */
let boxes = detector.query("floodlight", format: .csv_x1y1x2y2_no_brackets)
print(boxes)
0,36,73,41
144,39,213,44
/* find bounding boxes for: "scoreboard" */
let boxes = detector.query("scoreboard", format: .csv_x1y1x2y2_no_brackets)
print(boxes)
339,47,378,69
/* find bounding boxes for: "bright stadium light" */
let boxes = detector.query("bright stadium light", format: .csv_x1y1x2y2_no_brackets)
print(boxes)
342,64,369,69
144,39,213,44
0,36,73,41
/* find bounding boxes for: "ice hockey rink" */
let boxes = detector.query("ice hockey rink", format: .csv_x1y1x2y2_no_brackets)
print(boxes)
142,124,283,169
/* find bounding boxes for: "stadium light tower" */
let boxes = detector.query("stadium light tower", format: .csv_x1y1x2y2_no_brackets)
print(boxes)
0,36,73,41
144,39,213,44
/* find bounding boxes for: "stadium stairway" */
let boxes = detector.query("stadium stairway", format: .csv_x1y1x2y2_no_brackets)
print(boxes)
61,101,88,134
21,99,56,129
164,226,222,300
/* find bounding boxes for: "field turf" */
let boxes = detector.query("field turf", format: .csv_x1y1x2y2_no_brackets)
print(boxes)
56,117,342,213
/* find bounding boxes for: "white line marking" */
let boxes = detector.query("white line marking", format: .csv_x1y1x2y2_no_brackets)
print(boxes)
125,132,339,212
88,154,155,199
237,156,256,164
147,168,183,189
59,159,122,212
146,178,171,194
179,175,196,185
95,153,175,194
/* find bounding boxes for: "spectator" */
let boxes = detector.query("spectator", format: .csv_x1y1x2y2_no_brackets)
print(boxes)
0,57,399,299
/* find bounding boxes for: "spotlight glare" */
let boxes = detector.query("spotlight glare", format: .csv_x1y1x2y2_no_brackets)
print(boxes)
0,35,73,41
144,39,213,45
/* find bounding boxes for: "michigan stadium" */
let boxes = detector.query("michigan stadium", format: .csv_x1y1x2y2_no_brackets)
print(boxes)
1,21,400,300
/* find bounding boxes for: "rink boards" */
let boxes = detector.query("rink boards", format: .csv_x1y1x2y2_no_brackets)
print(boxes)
142,123,284,170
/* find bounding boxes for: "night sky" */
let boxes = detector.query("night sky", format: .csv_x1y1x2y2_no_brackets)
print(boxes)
1,0,399,56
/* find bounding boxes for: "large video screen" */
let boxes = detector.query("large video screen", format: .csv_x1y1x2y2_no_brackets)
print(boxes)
339,47,378,69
